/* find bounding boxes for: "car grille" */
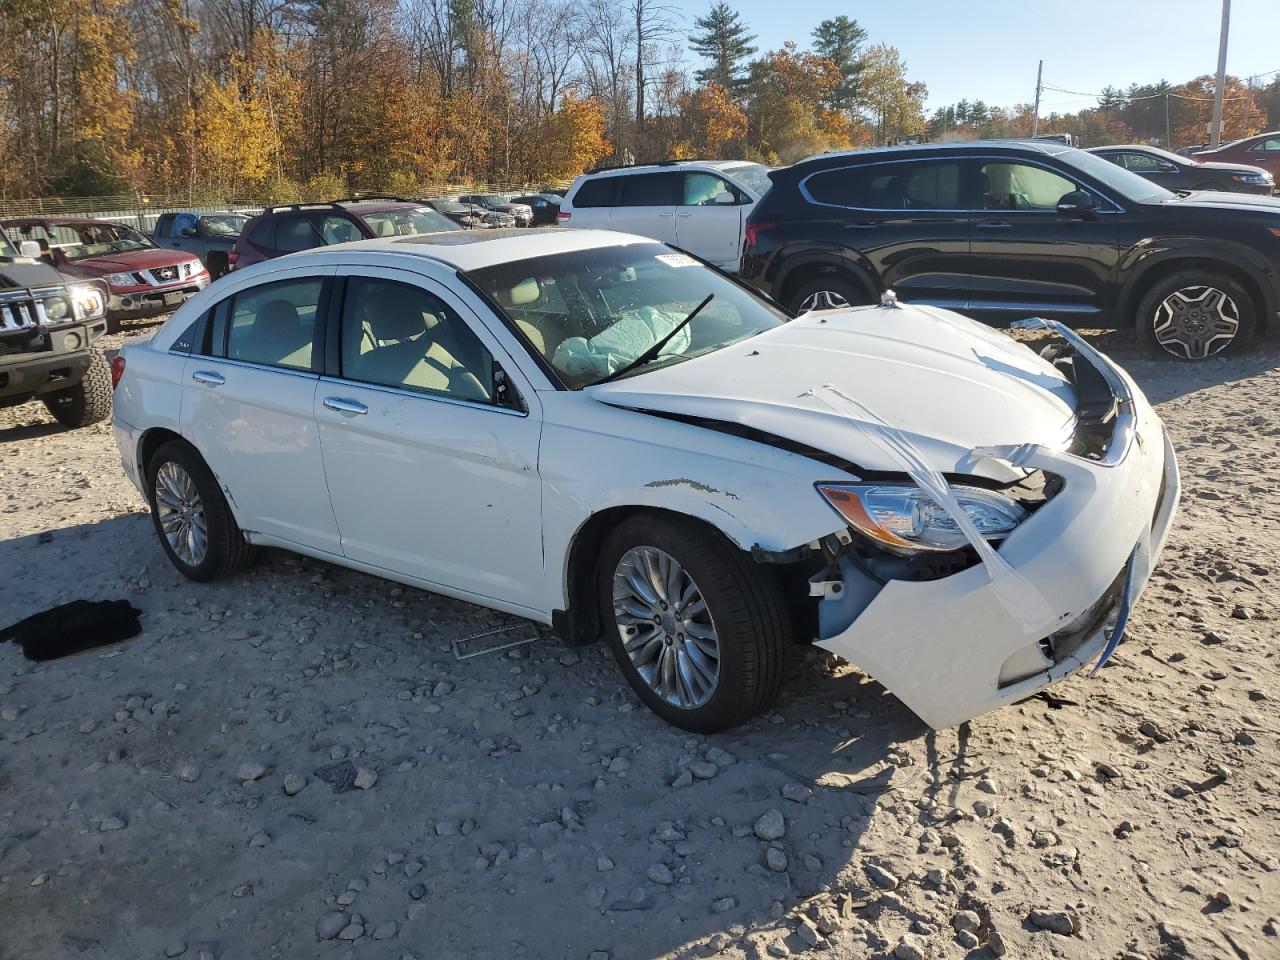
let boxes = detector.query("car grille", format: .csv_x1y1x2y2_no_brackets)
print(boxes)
0,288,57,333
152,265,179,282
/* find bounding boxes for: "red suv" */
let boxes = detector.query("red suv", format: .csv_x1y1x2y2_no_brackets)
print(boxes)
1192,131,1280,183
230,199,456,269
1,217,207,327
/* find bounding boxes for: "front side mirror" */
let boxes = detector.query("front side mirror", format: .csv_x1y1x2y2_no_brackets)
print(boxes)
181,226,198,237
18,240,42,259
1057,190,1098,218
713,191,736,205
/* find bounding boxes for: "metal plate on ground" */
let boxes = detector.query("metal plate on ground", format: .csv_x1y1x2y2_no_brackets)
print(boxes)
452,623,538,661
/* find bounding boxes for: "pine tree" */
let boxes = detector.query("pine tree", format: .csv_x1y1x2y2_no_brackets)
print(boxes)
689,2,757,95
811,15,867,112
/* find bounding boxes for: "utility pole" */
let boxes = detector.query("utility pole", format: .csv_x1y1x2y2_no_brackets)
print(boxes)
1165,93,1171,149
1031,59,1043,137
1209,0,1230,148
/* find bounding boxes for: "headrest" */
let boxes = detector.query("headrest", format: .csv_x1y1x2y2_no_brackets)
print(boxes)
500,277,540,307
361,283,432,341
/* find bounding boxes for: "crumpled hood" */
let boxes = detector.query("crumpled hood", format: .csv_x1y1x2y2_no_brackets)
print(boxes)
587,303,1079,477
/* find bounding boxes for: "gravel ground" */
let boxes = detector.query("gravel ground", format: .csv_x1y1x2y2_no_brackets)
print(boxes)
1,322,1277,960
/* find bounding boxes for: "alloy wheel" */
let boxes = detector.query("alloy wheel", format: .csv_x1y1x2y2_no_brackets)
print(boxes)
799,289,850,312
155,461,208,567
612,546,721,709
1151,284,1240,360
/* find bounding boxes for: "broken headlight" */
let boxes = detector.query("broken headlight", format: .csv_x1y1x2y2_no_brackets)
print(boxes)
817,483,1027,555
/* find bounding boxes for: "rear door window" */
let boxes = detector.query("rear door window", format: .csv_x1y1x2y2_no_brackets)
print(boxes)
619,173,681,206
248,218,277,250
572,177,620,208
206,277,326,370
806,160,963,210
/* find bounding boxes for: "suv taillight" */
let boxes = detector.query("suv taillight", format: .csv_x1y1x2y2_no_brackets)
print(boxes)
110,355,126,389
227,249,239,267
556,211,571,222
744,222,775,248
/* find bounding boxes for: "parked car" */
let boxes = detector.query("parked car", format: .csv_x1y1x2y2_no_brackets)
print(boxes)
112,229,1178,732
1,217,208,328
0,232,112,427
1188,131,1280,180
1088,144,1274,194
557,160,773,271
229,199,456,269
151,210,249,278
740,139,1280,360
420,197,514,229
509,193,561,226
456,194,533,227
1176,143,1209,158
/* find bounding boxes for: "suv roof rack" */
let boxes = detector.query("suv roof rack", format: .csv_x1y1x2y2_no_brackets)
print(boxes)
331,195,418,205
265,201,345,214
584,158,731,174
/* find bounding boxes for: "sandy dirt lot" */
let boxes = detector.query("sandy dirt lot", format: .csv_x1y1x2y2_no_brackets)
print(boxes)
1,322,1277,960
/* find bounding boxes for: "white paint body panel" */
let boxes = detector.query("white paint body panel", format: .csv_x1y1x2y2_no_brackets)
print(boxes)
111,230,1180,731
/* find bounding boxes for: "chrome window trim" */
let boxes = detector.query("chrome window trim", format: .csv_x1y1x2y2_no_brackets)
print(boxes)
798,154,1125,215
190,355,320,379
318,374,527,418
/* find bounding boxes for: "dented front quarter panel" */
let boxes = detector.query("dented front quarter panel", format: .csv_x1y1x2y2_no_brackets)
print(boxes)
536,391,852,610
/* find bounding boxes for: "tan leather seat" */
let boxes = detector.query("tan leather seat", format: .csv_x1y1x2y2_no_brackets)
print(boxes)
346,283,489,401
232,298,312,369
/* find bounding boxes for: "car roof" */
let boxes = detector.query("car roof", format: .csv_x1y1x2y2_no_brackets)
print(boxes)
339,201,429,214
581,159,763,179
264,228,661,273
0,216,120,226
794,139,1072,166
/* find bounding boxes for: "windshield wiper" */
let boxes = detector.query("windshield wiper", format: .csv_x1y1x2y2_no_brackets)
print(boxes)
590,294,714,386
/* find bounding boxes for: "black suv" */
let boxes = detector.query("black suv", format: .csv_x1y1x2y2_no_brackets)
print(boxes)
741,140,1280,360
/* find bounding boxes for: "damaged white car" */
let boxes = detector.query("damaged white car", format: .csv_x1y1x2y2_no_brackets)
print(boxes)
111,229,1181,732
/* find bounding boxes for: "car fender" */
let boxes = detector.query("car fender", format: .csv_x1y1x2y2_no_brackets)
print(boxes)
535,394,851,610
771,242,881,305
1116,235,1278,321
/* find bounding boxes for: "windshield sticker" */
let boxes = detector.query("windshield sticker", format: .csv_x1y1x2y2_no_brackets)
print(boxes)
656,253,698,268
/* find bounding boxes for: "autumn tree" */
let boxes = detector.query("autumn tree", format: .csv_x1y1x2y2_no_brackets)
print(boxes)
811,15,867,114
688,3,756,97
857,43,927,145
743,43,847,163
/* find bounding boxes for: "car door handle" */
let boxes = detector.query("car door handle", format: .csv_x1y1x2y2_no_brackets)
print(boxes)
975,220,1012,231
191,370,225,386
323,397,368,416
842,221,878,230
658,211,674,217
676,212,692,218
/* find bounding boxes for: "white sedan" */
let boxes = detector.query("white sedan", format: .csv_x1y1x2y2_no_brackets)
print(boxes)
111,228,1180,732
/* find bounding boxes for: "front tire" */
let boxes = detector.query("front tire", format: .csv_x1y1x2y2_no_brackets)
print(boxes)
42,348,112,428
1134,270,1255,360
788,275,873,314
597,514,791,733
145,440,254,581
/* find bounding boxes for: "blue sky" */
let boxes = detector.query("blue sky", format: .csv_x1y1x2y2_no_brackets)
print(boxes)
677,0,1279,112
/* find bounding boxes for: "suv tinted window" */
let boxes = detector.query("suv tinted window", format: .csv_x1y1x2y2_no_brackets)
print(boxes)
214,278,324,370
619,173,681,206
980,161,1075,210
572,177,620,207
340,278,493,402
247,218,276,248
807,160,962,210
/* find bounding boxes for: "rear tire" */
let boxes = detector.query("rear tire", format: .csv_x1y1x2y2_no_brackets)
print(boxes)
788,275,873,314
42,347,112,428
145,440,254,581
1134,270,1256,360
597,513,791,733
